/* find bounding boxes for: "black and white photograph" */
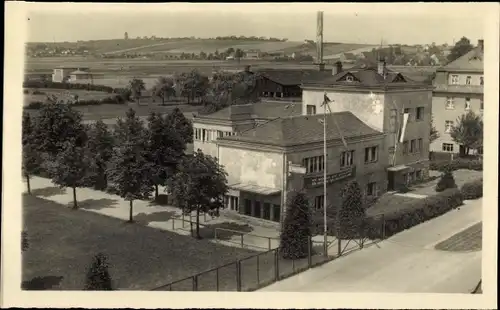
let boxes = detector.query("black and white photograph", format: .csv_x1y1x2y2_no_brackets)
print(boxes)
2,2,498,309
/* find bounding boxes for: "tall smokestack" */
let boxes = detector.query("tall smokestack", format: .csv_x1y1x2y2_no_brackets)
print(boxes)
316,11,325,71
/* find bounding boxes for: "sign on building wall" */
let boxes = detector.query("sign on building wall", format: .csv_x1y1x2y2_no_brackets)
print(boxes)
303,166,356,188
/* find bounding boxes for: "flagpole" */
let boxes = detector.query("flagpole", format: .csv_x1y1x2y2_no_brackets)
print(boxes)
323,97,328,257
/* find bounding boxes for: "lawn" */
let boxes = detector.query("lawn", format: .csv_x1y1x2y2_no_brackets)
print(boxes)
22,194,257,290
22,194,330,291
408,169,483,197
434,222,482,252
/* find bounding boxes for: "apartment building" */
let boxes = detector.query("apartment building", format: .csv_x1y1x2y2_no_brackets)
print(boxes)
431,40,484,154
301,60,434,190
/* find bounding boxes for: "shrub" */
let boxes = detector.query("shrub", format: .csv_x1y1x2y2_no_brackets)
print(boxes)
22,80,115,93
84,253,113,290
435,169,457,192
26,101,44,109
461,179,483,200
430,157,483,172
23,89,29,94
366,188,463,239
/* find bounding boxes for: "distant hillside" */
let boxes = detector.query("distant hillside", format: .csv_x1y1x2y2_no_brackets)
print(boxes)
26,39,375,57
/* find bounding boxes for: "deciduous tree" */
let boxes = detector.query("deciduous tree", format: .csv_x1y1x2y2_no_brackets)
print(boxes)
107,109,152,222
447,37,474,63
151,76,176,105
450,111,483,156
31,101,87,160
144,112,185,200
170,150,228,238
47,139,88,209
128,78,146,105
166,107,194,144
280,191,311,259
430,115,440,144
84,253,113,290
84,120,114,190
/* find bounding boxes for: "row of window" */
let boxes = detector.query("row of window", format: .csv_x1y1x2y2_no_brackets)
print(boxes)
302,146,379,174
194,128,236,142
446,97,484,111
442,143,454,152
402,138,424,155
450,74,484,86
389,107,425,133
313,182,379,210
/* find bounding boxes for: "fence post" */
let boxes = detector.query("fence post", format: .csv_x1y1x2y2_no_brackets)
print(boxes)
274,250,280,281
337,227,342,257
268,238,271,250
236,260,242,292
216,267,219,291
241,234,244,248
192,275,198,291
171,218,175,230
257,255,260,285
214,229,218,244
204,212,207,222
307,237,312,268
382,215,386,240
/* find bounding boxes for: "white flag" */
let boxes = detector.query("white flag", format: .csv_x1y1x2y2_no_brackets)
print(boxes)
399,112,409,143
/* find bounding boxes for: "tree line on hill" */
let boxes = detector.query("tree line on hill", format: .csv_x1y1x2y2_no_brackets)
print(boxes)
22,102,228,239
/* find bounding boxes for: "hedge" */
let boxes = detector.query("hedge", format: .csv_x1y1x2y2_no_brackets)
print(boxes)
365,188,464,239
25,96,125,109
23,80,115,93
430,157,483,172
460,179,483,200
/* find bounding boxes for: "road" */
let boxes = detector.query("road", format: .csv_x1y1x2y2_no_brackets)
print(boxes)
260,198,482,293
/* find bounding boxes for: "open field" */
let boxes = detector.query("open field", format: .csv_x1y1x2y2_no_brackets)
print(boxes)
23,88,112,105
22,194,257,290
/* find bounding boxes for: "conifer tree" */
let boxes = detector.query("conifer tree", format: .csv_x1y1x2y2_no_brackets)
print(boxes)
337,181,365,238
280,191,311,259
84,253,113,290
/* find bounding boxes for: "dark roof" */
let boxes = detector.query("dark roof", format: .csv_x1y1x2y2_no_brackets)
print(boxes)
440,47,483,72
256,68,332,86
220,111,382,147
196,101,302,121
302,65,427,88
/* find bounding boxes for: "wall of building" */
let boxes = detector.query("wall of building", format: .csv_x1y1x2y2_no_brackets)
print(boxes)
302,89,386,132
218,145,284,190
193,123,234,158
384,90,432,167
431,93,484,153
447,72,483,86
286,135,388,212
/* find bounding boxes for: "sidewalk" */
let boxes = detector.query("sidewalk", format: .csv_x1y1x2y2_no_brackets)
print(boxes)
259,198,483,293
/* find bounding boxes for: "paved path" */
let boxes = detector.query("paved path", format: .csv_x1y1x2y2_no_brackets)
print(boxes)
259,198,482,293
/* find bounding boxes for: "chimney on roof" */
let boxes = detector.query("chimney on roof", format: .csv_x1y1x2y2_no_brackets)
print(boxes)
478,39,484,52
377,57,386,77
332,61,343,75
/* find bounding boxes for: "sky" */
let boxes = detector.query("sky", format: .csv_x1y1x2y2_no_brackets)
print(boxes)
24,3,486,45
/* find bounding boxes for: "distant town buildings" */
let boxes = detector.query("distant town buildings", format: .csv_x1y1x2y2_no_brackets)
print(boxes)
431,39,484,154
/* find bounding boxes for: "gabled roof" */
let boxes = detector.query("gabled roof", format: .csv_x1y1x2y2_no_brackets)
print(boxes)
256,69,332,86
302,65,419,87
440,47,483,72
220,111,383,147
196,101,302,121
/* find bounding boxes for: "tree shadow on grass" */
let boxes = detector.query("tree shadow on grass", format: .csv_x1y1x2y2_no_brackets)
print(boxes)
21,275,64,290
30,186,66,197
198,222,254,240
79,198,119,210
135,211,177,225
